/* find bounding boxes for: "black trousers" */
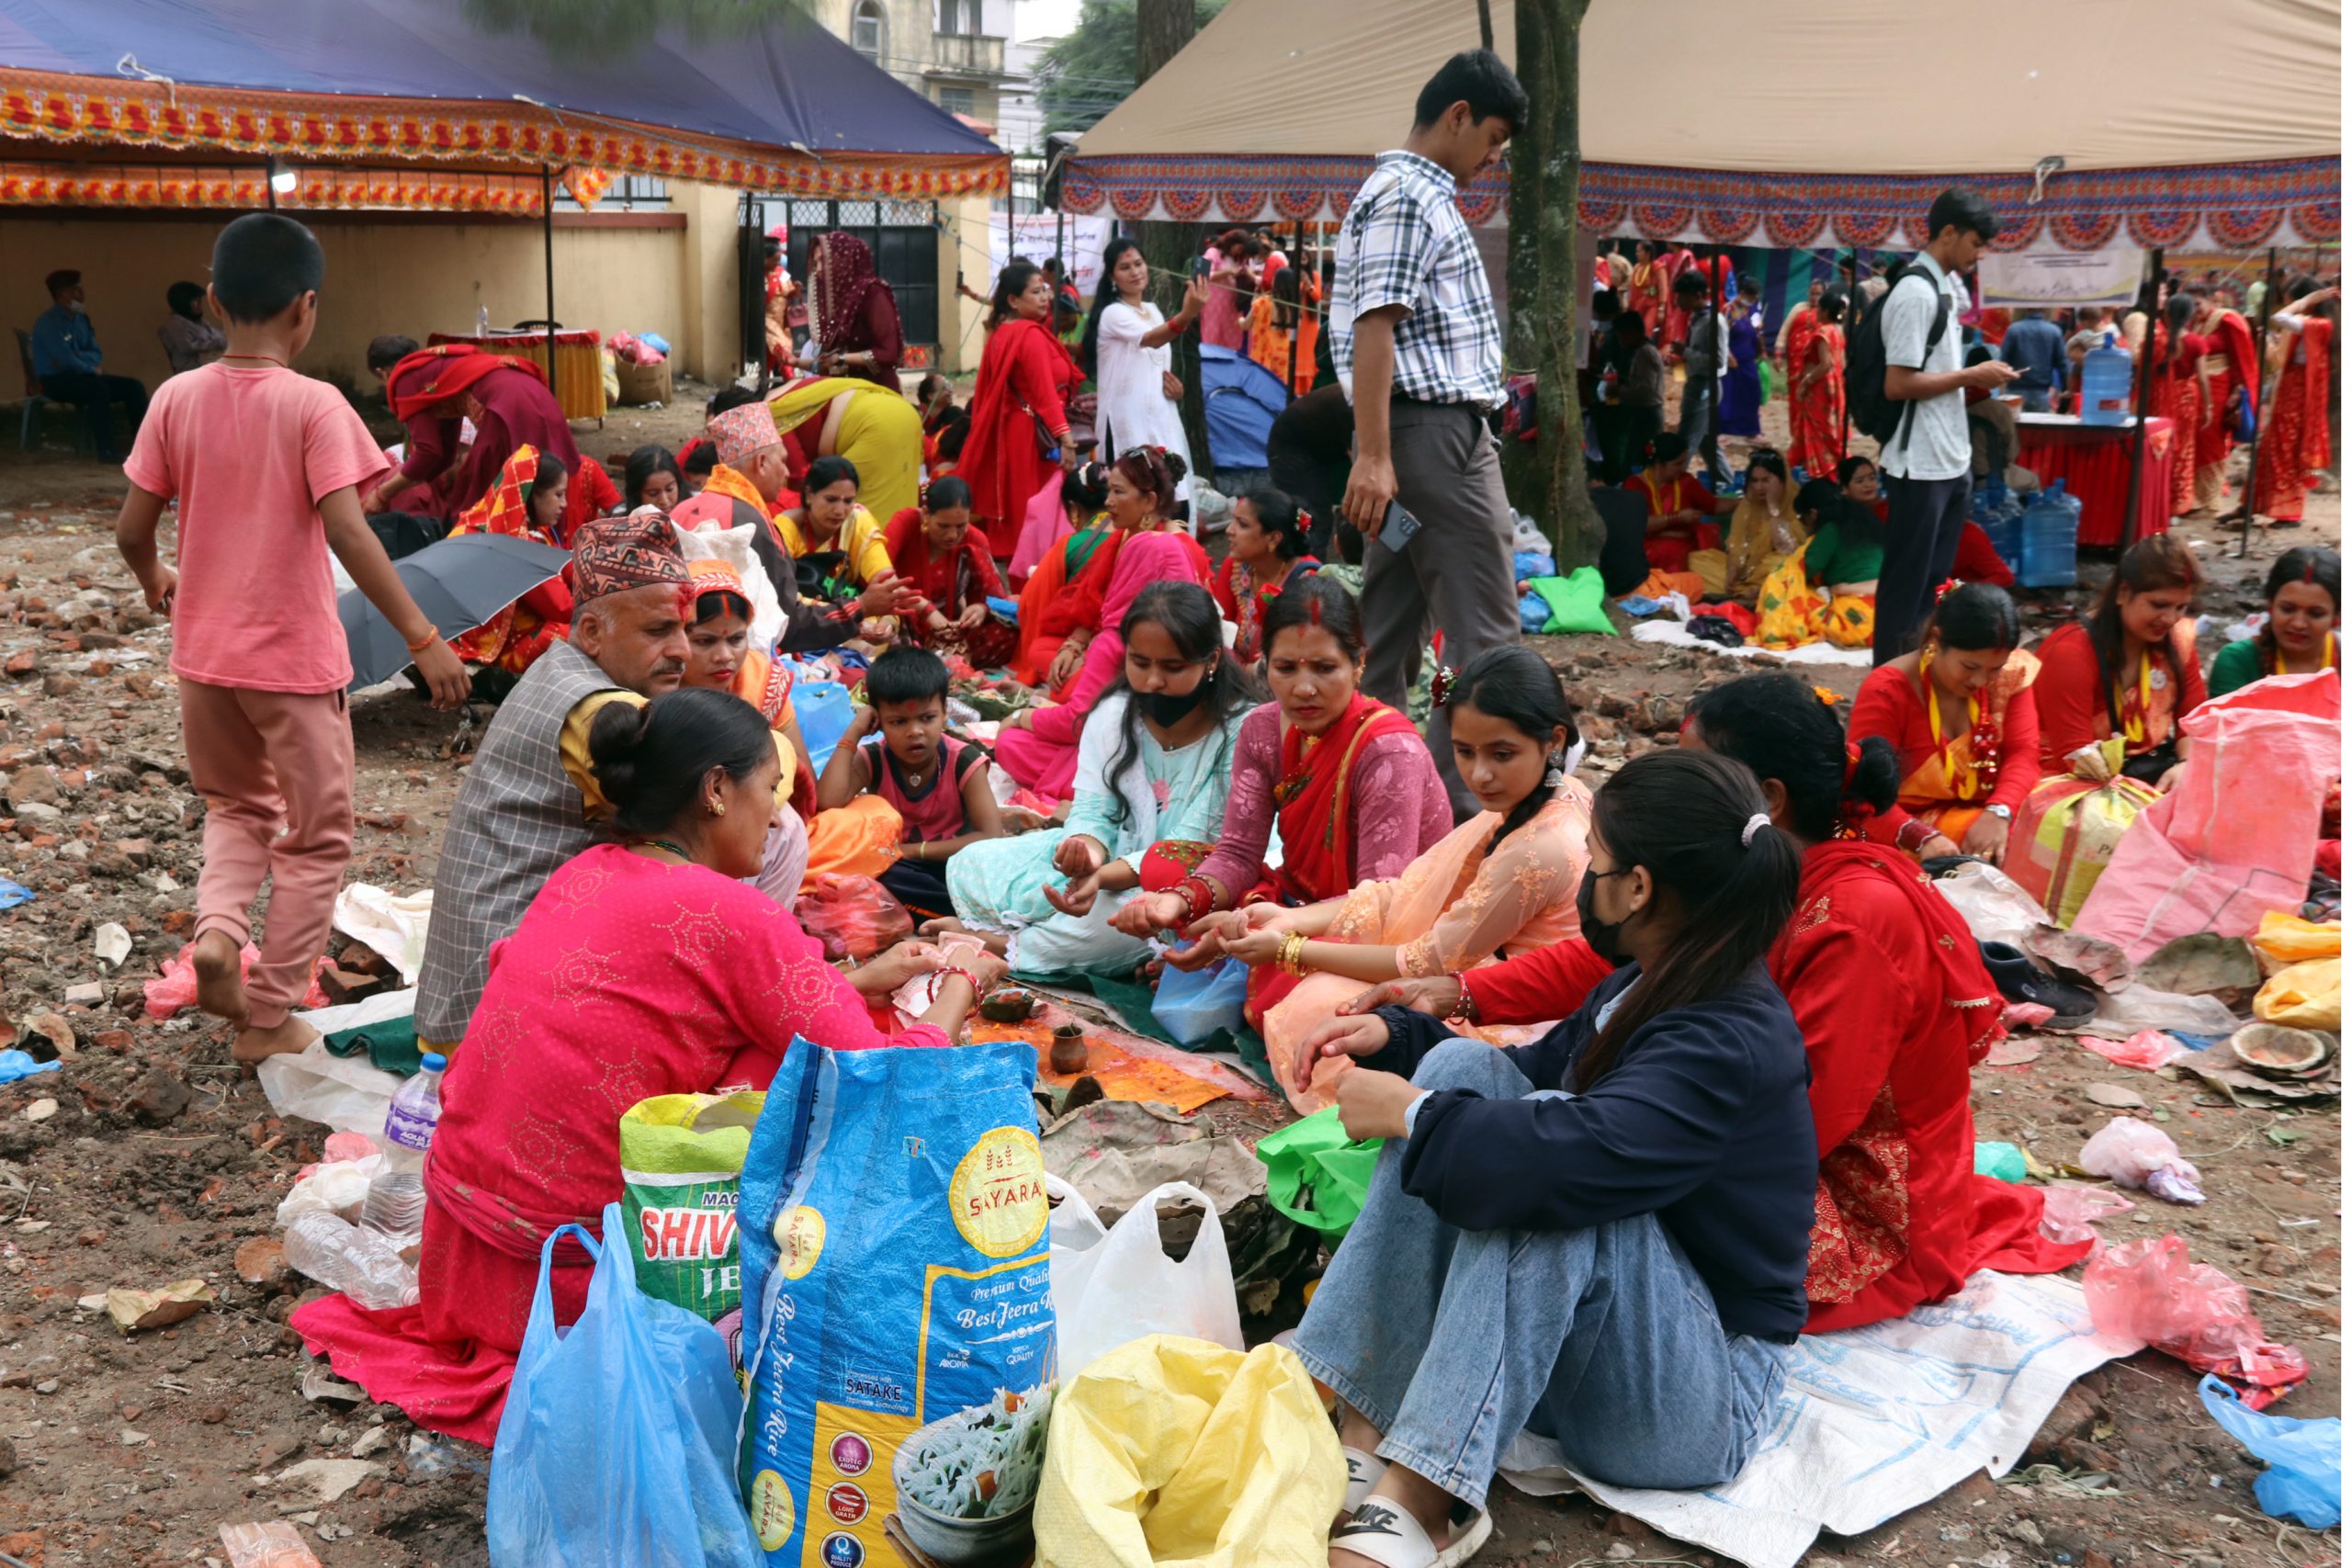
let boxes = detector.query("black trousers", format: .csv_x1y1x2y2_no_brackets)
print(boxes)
1874,471,1973,665
880,855,954,924
40,371,147,459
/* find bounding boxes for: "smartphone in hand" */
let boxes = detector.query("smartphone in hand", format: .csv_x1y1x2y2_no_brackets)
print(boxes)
1379,499,1422,553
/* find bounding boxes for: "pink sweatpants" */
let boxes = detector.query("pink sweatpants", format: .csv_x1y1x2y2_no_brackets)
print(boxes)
179,679,356,1029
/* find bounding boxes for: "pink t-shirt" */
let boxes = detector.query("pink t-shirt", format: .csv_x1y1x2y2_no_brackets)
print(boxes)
123,364,390,694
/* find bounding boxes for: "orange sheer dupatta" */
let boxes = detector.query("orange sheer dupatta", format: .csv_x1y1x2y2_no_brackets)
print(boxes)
1261,781,1594,1114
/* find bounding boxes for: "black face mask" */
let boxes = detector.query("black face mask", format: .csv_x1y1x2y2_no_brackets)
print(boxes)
1577,866,1630,966
1141,674,1211,728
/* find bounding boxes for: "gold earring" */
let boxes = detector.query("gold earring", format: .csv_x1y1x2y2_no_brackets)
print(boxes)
709,800,727,818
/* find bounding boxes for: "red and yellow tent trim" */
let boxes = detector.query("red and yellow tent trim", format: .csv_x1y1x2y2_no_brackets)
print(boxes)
0,67,1008,199
0,160,556,214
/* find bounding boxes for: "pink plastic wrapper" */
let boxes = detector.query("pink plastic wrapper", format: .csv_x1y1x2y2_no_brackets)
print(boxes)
141,942,330,1020
219,1520,322,1568
2081,1029,2188,1071
322,1132,378,1164
2078,1115,2205,1203
2038,1182,2135,1244
2001,1000,2056,1030
2084,1235,2310,1407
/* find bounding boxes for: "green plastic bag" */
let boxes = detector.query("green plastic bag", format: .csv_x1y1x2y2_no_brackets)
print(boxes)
1255,1107,1382,1242
1760,359,1776,405
1526,566,1616,637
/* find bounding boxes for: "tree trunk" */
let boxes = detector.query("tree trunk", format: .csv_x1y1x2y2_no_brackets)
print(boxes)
1510,0,1600,569
1135,0,1213,473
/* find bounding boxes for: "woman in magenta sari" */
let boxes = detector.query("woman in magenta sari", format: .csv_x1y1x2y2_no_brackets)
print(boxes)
995,530,1206,800
361,344,613,536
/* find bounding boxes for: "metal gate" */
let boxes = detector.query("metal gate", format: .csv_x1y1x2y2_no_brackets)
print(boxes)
748,196,942,362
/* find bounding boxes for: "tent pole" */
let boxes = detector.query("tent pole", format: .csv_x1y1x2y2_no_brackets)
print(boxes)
1707,243,1723,488
540,166,557,392
2120,246,2163,549
2238,243,2279,558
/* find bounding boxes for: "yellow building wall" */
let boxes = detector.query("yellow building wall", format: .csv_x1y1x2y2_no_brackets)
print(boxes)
2,209,707,393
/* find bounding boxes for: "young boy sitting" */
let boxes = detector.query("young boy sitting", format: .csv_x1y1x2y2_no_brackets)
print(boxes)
816,644,1003,919
115,213,469,1062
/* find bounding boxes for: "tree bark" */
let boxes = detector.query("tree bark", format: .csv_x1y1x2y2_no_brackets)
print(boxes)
1135,0,1213,472
1509,0,1601,569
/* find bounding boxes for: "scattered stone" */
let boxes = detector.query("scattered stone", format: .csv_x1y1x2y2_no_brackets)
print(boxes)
274,1457,386,1505
2085,1083,2147,1110
349,1426,392,1460
300,1363,366,1404
127,1066,191,1126
61,982,102,1007
22,1099,55,1122
235,1236,289,1291
0,1436,14,1477
5,765,57,805
119,1427,149,1446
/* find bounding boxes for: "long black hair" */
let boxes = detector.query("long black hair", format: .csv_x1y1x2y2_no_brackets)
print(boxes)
988,259,1043,332
1101,581,1260,829
1928,581,2021,652
1445,645,1581,853
587,688,775,840
1683,673,1898,844
1080,235,1139,380
1239,486,1312,562
1063,459,1112,520
2085,533,2202,712
1574,750,1800,1091
2256,545,2341,669
1261,574,1365,663
623,444,685,511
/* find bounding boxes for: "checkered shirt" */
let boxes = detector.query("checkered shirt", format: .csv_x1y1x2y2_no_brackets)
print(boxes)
1331,151,1504,412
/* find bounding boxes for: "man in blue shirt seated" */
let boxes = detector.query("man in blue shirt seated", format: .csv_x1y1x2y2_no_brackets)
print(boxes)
1996,307,2066,414
28,269,149,460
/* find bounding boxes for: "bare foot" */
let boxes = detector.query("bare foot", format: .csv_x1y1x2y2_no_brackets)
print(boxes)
232,1015,318,1065
191,930,249,1024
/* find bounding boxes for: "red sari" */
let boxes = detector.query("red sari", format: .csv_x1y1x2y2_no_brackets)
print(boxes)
2254,316,2334,523
384,346,584,523
883,506,1016,669
1210,555,1321,662
964,317,1083,556
2195,309,2262,486
2158,323,2205,517
1788,321,1848,479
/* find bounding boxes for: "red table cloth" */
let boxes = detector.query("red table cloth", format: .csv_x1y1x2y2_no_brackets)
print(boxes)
2013,415,2176,548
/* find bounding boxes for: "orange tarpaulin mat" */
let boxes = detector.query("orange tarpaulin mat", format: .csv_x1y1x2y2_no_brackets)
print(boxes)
971,1019,1254,1115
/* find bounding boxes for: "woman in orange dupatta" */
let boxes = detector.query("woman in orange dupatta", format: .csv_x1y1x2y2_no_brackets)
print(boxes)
1787,288,1849,479
681,558,900,881
1849,583,2042,864
1204,647,1593,1111
2253,280,2336,525
1110,577,1452,1028
444,446,575,676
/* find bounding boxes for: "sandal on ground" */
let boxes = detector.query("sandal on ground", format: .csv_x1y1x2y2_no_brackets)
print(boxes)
1329,1498,1493,1568
1341,1446,1388,1514
1978,940,2097,1027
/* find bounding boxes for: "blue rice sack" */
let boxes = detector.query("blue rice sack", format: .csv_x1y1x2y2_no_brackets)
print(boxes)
738,1040,1054,1565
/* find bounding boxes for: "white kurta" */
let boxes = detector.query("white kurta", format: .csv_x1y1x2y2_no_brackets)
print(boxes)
1092,300,1195,501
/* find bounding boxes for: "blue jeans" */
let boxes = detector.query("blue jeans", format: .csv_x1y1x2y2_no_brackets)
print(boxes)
2018,386,2053,413
1292,1040,1787,1510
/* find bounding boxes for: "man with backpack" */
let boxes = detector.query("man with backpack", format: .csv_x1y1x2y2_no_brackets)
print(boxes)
1847,186,2018,665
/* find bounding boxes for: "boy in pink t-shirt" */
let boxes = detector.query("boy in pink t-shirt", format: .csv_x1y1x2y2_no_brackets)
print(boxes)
116,214,469,1062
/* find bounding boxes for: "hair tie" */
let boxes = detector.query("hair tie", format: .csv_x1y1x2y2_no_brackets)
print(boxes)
1741,811,1771,847
1932,577,1962,605
1842,740,1860,787
1812,685,1840,707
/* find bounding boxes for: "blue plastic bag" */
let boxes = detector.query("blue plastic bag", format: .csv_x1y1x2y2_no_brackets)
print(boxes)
738,1040,1052,1564
2198,1373,2340,1527
488,1204,760,1568
789,682,854,771
0,1048,59,1085
1518,592,1553,634
1512,549,1556,581
1152,957,1250,1045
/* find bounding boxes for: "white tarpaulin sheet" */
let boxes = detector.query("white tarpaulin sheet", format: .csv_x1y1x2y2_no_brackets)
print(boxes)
1498,1269,2141,1568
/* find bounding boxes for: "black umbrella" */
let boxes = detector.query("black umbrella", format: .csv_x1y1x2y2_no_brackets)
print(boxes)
339,534,571,690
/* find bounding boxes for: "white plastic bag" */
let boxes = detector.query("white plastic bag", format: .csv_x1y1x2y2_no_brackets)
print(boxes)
1045,1174,1242,1378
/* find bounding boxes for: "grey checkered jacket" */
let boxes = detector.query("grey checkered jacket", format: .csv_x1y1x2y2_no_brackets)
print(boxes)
413,639,620,1043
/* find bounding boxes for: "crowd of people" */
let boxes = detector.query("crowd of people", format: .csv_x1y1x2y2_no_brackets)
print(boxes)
87,44,2338,1563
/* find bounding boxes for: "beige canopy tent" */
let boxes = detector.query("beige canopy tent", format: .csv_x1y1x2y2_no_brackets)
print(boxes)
1062,0,2341,253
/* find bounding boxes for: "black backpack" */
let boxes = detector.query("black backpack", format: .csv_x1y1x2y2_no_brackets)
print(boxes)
1845,263,1951,449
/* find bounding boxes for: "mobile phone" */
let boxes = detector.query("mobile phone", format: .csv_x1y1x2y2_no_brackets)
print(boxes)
1193,256,1211,280
1378,499,1422,553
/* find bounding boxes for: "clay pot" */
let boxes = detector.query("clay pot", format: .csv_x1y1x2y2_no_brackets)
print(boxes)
1048,1024,1089,1076
978,987,1035,1023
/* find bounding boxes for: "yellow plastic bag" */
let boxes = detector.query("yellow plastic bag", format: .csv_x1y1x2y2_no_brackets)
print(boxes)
2253,912,2342,965
1033,1335,1344,1568
2255,957,2341,1031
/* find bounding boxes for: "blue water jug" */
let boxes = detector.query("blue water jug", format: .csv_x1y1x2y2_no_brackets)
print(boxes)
2018,480,2079,589
2079,332,2133,426
1974,483,2024,574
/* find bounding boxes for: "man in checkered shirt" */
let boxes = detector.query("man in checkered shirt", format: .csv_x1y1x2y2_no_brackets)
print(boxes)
1333,48,1527,820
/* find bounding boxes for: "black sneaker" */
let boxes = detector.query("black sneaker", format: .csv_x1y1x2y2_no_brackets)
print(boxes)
1978,940,2097,1028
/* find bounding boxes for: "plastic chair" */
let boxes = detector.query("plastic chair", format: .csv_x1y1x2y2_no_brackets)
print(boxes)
14,329,88,453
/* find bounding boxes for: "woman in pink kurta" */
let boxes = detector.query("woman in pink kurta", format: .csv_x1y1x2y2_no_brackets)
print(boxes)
995,530,1208,800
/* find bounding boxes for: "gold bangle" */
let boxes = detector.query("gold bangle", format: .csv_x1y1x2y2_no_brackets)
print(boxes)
1279,931,1308,976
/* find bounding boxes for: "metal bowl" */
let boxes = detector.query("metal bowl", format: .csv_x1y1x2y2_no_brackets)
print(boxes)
888,1415,1037,1567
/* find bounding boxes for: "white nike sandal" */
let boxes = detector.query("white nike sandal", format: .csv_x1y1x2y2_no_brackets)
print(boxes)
1341,1446,1389,1513
1329,1497,1494,1567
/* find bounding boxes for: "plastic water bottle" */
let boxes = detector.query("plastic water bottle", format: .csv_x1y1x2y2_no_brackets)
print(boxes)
2018,480,2080,590
2079,332,2133,425
359,1170,426,1238
474,302,491,337
281,1211,419,1311
383,1053,446,1155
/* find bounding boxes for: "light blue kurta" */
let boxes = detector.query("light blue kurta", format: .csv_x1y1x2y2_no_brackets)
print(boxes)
949,692,1243,976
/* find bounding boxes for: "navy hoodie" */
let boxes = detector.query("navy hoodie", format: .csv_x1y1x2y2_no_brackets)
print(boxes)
1368,964,1816,1341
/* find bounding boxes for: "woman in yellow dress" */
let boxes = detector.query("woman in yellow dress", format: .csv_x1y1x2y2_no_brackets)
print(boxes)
764,371,924,521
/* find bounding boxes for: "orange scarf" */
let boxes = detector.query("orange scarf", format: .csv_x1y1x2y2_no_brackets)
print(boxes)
701,463,793,561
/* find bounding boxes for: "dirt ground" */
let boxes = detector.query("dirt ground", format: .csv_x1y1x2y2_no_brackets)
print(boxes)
0,389,2337,1568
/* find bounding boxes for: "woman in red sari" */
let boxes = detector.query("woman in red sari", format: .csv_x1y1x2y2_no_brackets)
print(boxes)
1849,583,2041,865
1112,576,1451,1026
1627,241,1667,340
1312,672,2088,1332
806,231,905,389
963,262,1085,558
885,477,1016,670
1787,288,1849,480
2035,534,2206,787
1208,487,1320,662
363,344,613,535
442,445,576,677
2253,279,2336,525
2154,296,2206,518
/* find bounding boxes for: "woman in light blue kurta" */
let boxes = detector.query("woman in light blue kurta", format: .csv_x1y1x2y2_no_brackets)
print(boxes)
947,581,1253,976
